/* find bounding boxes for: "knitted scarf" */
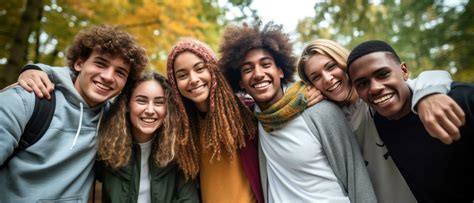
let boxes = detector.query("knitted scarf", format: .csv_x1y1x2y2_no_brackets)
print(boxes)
255,81,308,132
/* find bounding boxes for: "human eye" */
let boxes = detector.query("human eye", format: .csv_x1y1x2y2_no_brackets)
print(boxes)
94,61,106,68
240,65,252,74
311,75,321,82
175,71,187,80
327,63,337,71
154,98,165,106
261,59,273,68
195,64,206,73
355,79,369,89
376,70,390,79
136,97,147,105
116,69,128,78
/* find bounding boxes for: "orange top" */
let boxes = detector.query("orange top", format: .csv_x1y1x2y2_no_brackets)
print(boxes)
199,147,256,203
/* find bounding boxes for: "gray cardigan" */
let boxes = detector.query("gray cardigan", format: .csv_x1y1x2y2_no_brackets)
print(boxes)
258,100,377,203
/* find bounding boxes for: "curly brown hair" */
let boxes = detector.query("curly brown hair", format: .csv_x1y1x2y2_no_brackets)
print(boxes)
66,24,147,88
167,39,256,179
97,71,182,170
218,21,297,93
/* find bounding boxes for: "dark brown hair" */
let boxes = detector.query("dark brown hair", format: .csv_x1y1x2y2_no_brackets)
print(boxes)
218,21,297,93
66,24,148,87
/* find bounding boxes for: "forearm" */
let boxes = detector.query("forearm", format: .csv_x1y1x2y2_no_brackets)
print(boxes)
408,70,452,113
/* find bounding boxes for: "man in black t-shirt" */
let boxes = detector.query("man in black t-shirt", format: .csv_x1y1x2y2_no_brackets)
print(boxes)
347,40,474,202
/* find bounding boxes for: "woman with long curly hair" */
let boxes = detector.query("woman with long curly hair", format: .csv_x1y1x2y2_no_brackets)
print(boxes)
97,71,199,202
166,39,264,203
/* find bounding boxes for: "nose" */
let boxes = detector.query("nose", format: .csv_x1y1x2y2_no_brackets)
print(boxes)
101,66,114,83
322,71,334,84
189,71,199,85
253,65,265,80
145,102,155,114
369,79,384,95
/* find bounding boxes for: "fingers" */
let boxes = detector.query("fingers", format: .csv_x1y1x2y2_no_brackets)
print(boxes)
450,101,466,126
307,94,324,107
18,70,54,99
424,122,453,144
40,76,55,100
29,77,45,99
18,79,33,92
306,86,323,107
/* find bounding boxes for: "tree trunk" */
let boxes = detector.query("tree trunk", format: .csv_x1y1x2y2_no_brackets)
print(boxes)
3,0,44,87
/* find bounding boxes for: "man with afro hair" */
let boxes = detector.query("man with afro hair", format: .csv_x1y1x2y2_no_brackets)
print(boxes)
218,21,376,202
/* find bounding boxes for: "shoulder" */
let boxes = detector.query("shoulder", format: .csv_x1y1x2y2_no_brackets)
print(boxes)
1,84,35,108
305,99,343,115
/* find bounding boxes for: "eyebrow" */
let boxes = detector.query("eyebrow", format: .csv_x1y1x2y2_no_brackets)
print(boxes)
94,56,129,74
240,56,274,67
352,67,389,84
323,60,333,69
135,95,166,100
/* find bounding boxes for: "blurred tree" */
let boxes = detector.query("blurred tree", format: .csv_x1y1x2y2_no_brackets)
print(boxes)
296,0,473,82
2,0,43,86
0,0,257,88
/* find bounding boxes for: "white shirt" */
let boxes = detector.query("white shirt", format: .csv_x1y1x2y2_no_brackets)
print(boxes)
137,140,153,203
256,105,349,203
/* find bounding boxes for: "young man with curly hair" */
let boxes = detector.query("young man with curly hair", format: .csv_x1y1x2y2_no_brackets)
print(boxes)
0,25,147,202
218,22,376,202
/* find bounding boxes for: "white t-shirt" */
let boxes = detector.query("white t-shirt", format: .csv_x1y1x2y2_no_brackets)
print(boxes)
137,140,153,203
256,105,349,203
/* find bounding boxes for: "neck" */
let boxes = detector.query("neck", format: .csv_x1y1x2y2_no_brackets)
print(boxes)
257,87,284,111
387,93,412,120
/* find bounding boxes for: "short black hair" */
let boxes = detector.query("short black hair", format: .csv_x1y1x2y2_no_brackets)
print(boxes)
347,40,401,71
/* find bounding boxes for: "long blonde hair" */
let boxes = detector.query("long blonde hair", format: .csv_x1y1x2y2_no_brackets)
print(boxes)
98,72,182,169
297,39,358,106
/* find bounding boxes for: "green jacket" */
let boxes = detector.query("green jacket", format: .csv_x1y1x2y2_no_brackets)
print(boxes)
99,144,199,203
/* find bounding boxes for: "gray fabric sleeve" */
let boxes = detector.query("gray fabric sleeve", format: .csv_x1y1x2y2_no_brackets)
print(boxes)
0,86,35,164
302,100,377,203
24,63,74,85
407,70,452,113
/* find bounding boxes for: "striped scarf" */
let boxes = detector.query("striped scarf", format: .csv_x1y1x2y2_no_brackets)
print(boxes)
255,81,308,132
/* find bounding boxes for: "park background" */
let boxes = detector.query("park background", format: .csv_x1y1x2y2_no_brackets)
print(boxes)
0,0,472,202
1,0,473,89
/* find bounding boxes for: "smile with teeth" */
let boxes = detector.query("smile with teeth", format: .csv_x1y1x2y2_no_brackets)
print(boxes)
141,118,157,123
372,93,394,104
253,81,271,89
326,81,342,92
189,84,206,93
94,81,112,91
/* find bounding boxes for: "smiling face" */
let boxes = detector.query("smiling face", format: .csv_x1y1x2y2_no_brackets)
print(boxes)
239,48,284,110
129,80,167,143
349,52,411,120
173,51,212,112
303,54,351,102
74,50,130,107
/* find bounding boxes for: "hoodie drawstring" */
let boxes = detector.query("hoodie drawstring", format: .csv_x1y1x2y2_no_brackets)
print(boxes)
70,102,84,149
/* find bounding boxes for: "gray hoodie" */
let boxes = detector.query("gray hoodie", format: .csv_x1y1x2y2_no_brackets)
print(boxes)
0,64,108,202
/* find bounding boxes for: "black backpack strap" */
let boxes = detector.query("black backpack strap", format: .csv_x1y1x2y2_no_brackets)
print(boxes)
1,92,56,168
